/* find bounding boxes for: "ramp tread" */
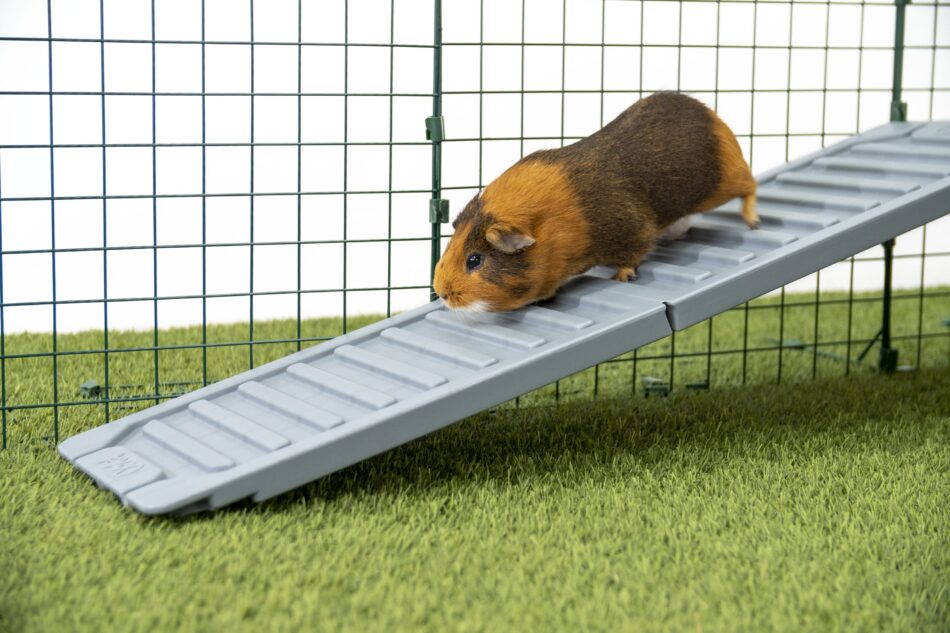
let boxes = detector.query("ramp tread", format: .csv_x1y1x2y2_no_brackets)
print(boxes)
238,381,344,430
812,156,950,178
142,420,235,471
756,187,880,211
335,345,448,389
380,327,498,369
287,363,397,410
777,171,920,195
188,400,290,451
425,310,547,350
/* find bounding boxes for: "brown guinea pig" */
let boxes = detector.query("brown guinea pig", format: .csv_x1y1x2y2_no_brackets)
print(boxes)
433,91,758,313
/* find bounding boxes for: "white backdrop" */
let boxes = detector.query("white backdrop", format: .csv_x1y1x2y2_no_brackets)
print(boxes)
1,0,948,334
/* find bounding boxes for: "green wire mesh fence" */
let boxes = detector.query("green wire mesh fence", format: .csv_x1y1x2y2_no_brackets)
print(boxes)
0,0,948,449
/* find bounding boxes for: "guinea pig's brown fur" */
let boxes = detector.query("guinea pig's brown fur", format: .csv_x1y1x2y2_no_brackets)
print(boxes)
433,92,757,312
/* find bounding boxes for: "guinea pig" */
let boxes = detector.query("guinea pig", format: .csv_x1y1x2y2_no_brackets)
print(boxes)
432,91,758,313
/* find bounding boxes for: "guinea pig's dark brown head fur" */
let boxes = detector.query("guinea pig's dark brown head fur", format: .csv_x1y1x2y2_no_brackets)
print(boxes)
433,158,591,313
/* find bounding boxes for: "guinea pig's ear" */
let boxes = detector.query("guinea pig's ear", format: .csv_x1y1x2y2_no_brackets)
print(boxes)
485,223,535,254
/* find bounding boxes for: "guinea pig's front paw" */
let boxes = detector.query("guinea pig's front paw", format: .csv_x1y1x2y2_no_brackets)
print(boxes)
612,266,637,283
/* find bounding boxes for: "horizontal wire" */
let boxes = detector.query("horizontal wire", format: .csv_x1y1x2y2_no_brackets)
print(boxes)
6,164,947,202
5,87,947,98
0,140,431,150
442,87,939,95
1,36,948,49
3,241,948,261
0,36,434,48
1,333,338,361
3,287,947,340
0,283,433,309
0,188,433,203
599,331,950,366
4,330,949,413
440,42,947,51
1,127,905,153
0,90,433,98
2,235,436,256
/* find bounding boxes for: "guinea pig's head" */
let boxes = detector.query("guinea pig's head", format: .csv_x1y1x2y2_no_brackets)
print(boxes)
433,195,537,313
433,158,586,313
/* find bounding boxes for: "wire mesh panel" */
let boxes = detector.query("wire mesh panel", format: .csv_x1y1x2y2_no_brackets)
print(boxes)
437,0,950,405
0,0,439,447
1,0,949,449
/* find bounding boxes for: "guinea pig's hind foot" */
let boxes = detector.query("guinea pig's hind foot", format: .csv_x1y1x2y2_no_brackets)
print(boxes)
612,266,637,283
741,193,759,230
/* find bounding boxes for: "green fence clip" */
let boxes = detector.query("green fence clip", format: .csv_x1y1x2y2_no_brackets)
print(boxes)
425,116,445,142
79,380,102,399
642,376,670,398
890,101,908,122
429,198,449,223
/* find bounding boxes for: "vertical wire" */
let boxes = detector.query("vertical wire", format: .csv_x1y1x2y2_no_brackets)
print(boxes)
741,297,750,384
708,0,721,388
515,0,526,409
855,0,866,132
201,0,209,382
918,8,939,368
385,0,394,317
342,0,349,333
929,4,938,119
749,0,757,169
668,0,684,391
559,0,566,153
916,225,926,367
594,0,606,398
598,0,606,163
742,0,758,386
249,0,256,367
555,0,566,404
639,0,644,101
812,269,820,378
150,0,160,404
820,0,831,150
428,0,443,295
477,0,483,237
784,2,794,163
632,0,646,394
813,0,834,378
776,290,785,383
296,0,303,349
844,0,867,376
47,0,60,441
519,0,526,177
777,0,795,385
845,253,855,374
99,0,111,420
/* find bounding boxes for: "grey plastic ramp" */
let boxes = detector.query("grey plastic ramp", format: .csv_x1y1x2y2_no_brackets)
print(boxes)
59,121,950,514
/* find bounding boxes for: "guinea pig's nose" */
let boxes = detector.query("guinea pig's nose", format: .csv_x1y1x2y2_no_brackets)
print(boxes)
438,293,447,300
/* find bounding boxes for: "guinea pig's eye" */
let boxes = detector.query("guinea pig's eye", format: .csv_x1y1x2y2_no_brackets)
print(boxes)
466,253,484,272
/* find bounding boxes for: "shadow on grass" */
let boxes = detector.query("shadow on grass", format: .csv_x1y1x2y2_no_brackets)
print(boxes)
153,368,950,521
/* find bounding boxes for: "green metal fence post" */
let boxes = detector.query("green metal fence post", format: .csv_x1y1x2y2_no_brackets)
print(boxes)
890,0,909,123
428,0,446,300
879,0,910,372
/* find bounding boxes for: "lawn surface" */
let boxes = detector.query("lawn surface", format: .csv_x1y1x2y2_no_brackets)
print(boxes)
1,288,949,632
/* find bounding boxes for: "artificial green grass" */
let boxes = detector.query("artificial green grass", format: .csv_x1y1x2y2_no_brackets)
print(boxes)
1,288,949,632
